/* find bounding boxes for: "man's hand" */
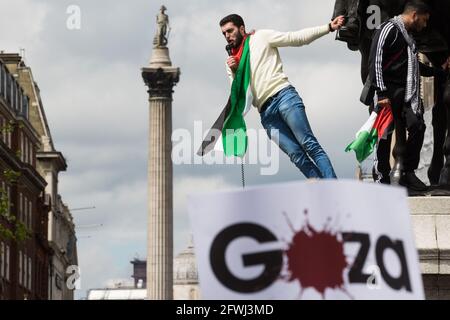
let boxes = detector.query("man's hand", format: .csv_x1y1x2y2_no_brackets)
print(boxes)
378,98,391,107
330,15,345,31
227,56,238,73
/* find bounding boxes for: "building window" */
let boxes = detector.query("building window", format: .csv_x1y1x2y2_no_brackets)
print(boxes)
5,245,9,281
25,198,28,226
11,80,16,109
24,137,28,164
24,197,28,229
16,84,20,112
20,133,24,162
18,250,22,286
13,80,19,111
23,253,27,288
18,88,23,115
28,200,32,230
22,95,29,119
16,82,19,111
7,186,10,215
15,82,19,111
6,73,11,104
28,257,32,290
29,141,33,165
19,193,23,223
26,197,30,228
24,136,27,163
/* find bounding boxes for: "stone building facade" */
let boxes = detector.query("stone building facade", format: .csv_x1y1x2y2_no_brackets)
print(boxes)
0,53,50,300
0,53,77,300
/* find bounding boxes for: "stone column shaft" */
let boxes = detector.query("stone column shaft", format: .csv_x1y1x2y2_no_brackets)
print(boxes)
147,95,173,300
142,63,180,300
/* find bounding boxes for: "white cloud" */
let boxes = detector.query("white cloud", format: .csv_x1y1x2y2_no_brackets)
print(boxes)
0,0,49,53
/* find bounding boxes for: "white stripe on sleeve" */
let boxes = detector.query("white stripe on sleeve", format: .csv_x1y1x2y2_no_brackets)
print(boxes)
375,22,394,91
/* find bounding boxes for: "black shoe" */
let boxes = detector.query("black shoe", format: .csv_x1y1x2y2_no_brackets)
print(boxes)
372,167,390,184
373,175,390,184
399,172,428,192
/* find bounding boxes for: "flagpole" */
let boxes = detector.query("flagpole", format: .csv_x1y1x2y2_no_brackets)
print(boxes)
240,157,245,189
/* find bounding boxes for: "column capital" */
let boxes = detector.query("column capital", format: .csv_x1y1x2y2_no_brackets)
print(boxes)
142,67,180,99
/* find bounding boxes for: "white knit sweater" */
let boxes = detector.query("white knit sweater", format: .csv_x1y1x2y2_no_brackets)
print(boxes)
227,24,330,112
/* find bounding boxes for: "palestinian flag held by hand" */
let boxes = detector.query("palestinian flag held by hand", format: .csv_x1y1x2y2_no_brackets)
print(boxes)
196,36,253,158
222,36,253,157
345,103,394,163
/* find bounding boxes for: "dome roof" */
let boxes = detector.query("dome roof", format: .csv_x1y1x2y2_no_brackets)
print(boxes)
173,236,198,285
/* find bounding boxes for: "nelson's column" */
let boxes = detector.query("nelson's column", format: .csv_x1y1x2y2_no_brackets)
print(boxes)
142,5,179,300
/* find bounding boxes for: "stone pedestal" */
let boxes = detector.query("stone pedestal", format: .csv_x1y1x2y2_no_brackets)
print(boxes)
142,46,180,300
410,197,450,299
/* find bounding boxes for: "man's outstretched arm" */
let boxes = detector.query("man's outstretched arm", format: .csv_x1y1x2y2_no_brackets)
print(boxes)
267,15,344,47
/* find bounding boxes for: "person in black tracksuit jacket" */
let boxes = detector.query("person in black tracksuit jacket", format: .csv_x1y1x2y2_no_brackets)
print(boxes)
367,1,448,191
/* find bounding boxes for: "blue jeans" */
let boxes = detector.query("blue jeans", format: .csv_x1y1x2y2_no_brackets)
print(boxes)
260,86,337,179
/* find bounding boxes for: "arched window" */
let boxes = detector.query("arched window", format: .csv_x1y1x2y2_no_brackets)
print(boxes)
22,95,29,119
6,73,11,104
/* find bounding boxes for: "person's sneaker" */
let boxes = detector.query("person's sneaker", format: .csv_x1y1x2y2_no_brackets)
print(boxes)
372,167,391,184
399,172,428,192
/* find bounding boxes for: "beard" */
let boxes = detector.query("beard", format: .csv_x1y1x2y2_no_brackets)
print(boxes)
233,32,244,49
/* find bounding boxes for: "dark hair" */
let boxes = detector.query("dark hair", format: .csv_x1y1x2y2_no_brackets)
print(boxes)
219,14,245,28
403,0,431,15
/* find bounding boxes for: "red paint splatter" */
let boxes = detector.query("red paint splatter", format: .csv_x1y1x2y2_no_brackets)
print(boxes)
282,210,351,299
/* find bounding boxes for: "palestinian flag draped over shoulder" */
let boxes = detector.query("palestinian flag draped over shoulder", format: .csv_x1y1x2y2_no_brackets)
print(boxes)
197,35,252,158
345,103,394,163
222,35,252,157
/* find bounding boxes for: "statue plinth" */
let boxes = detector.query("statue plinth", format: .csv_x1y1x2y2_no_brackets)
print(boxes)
150,47,172,68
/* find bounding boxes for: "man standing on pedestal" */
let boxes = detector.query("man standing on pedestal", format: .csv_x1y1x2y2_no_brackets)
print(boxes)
367,1,449,191
219,14,344,179
154,5,170,47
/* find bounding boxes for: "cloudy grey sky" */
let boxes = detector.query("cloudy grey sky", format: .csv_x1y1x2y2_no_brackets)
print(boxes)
0,0,370,299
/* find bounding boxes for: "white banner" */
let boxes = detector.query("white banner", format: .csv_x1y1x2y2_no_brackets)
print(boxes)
188,180,424,300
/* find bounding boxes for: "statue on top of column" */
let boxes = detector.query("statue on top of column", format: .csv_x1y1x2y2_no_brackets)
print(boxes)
153,5,170,48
